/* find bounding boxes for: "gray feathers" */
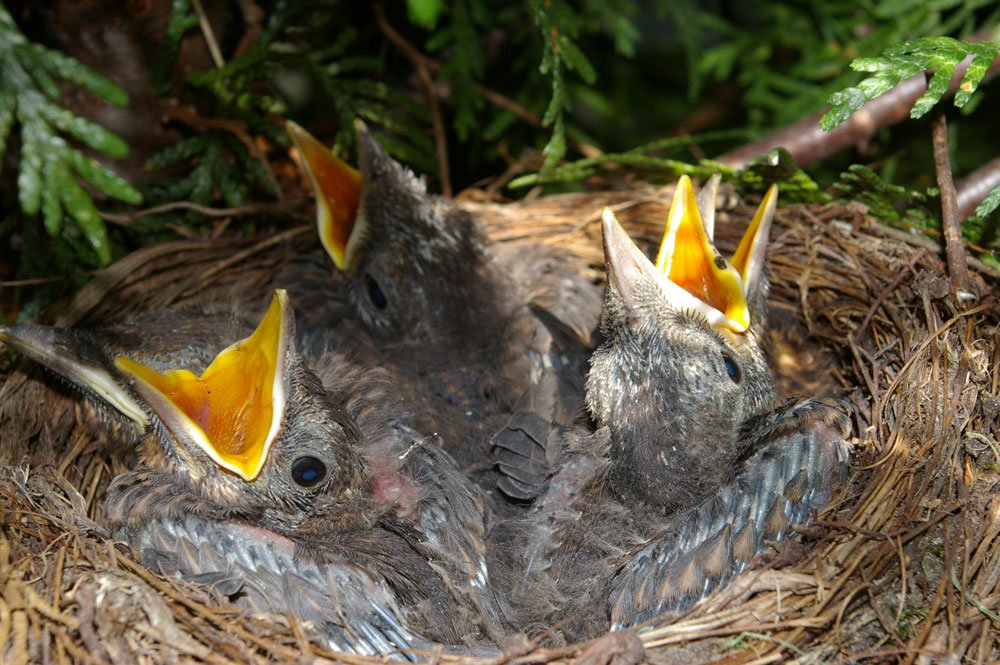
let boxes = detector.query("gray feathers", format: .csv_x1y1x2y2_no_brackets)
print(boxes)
608,397,852,627
492,200,851,643
137,515,417,659
1,146,853,656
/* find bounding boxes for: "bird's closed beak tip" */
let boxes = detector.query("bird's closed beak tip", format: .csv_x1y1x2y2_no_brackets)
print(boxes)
600,208,627,263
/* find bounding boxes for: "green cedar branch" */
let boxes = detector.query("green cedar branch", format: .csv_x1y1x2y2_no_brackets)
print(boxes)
823,37,999,130
717,34,1000,171
528,0,597,172
0,4,141,266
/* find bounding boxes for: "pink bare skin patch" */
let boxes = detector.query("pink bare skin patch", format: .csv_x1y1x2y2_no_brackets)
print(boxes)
371,469,424,522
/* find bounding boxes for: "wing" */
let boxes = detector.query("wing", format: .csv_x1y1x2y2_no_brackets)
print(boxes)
491,367,580,501
391,423,514,641
490,243,602,501
608,397,852,628
133,515,421,660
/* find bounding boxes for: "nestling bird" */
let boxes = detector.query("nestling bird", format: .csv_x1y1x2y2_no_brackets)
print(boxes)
496,178,852,641
0,290,511,656
282,121,602,489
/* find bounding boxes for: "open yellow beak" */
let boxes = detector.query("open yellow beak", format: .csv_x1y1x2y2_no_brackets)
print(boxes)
115,290,290,481
286,121,363,271
655,176,750,332
730,184,778,288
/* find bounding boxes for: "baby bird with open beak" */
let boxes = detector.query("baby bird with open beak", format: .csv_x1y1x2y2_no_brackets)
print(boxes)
282,121,602,496
0,290,511,657
496,178,852,640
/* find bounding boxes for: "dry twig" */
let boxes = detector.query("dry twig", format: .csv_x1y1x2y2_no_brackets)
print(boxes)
375,5,452,196
931,109,974,301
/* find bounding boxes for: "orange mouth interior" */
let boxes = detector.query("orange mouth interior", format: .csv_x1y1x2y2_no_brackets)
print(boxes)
115,291,287,479
286,121,362,270
655,176,750,331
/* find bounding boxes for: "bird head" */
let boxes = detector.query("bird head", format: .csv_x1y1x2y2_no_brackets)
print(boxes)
286,120,497,343
0,291,369,530
588,179,777,510
113,290,370,528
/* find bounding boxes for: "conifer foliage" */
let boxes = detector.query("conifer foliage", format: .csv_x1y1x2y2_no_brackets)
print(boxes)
0,0,997,313
0,3,141,267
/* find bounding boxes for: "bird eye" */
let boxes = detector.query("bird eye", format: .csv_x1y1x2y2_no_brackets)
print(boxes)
291,456,327,487
723,354,741,383
365,274,388,309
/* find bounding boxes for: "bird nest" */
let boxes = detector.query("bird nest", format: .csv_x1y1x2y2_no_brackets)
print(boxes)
2,183,998,664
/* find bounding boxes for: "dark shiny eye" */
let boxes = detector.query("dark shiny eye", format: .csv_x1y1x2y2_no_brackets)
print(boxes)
291,456,327,487
365,274,387,309
723,355,741,383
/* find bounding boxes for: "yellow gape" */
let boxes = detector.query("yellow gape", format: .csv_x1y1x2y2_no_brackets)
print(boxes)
654,176,778,333
285,120,364,271
116,290,289,480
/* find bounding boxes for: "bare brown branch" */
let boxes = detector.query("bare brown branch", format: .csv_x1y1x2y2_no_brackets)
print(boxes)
956,155,1000,219
717,38,1000,168
191,0,224,69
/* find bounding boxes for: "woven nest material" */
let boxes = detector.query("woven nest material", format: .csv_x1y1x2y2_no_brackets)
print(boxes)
1,183,999,664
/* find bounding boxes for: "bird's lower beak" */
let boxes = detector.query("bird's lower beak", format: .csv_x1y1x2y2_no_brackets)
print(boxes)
115,290,291,481
0,325,148,427
654,176,750,332
286,120,362,271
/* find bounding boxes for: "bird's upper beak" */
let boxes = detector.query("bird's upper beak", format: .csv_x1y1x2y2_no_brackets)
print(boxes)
602,206,730,331
115,290,292,481
730,183,778,299
602,208,659,310
0,325,148,427
286,120,363,271
653,176,775,333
